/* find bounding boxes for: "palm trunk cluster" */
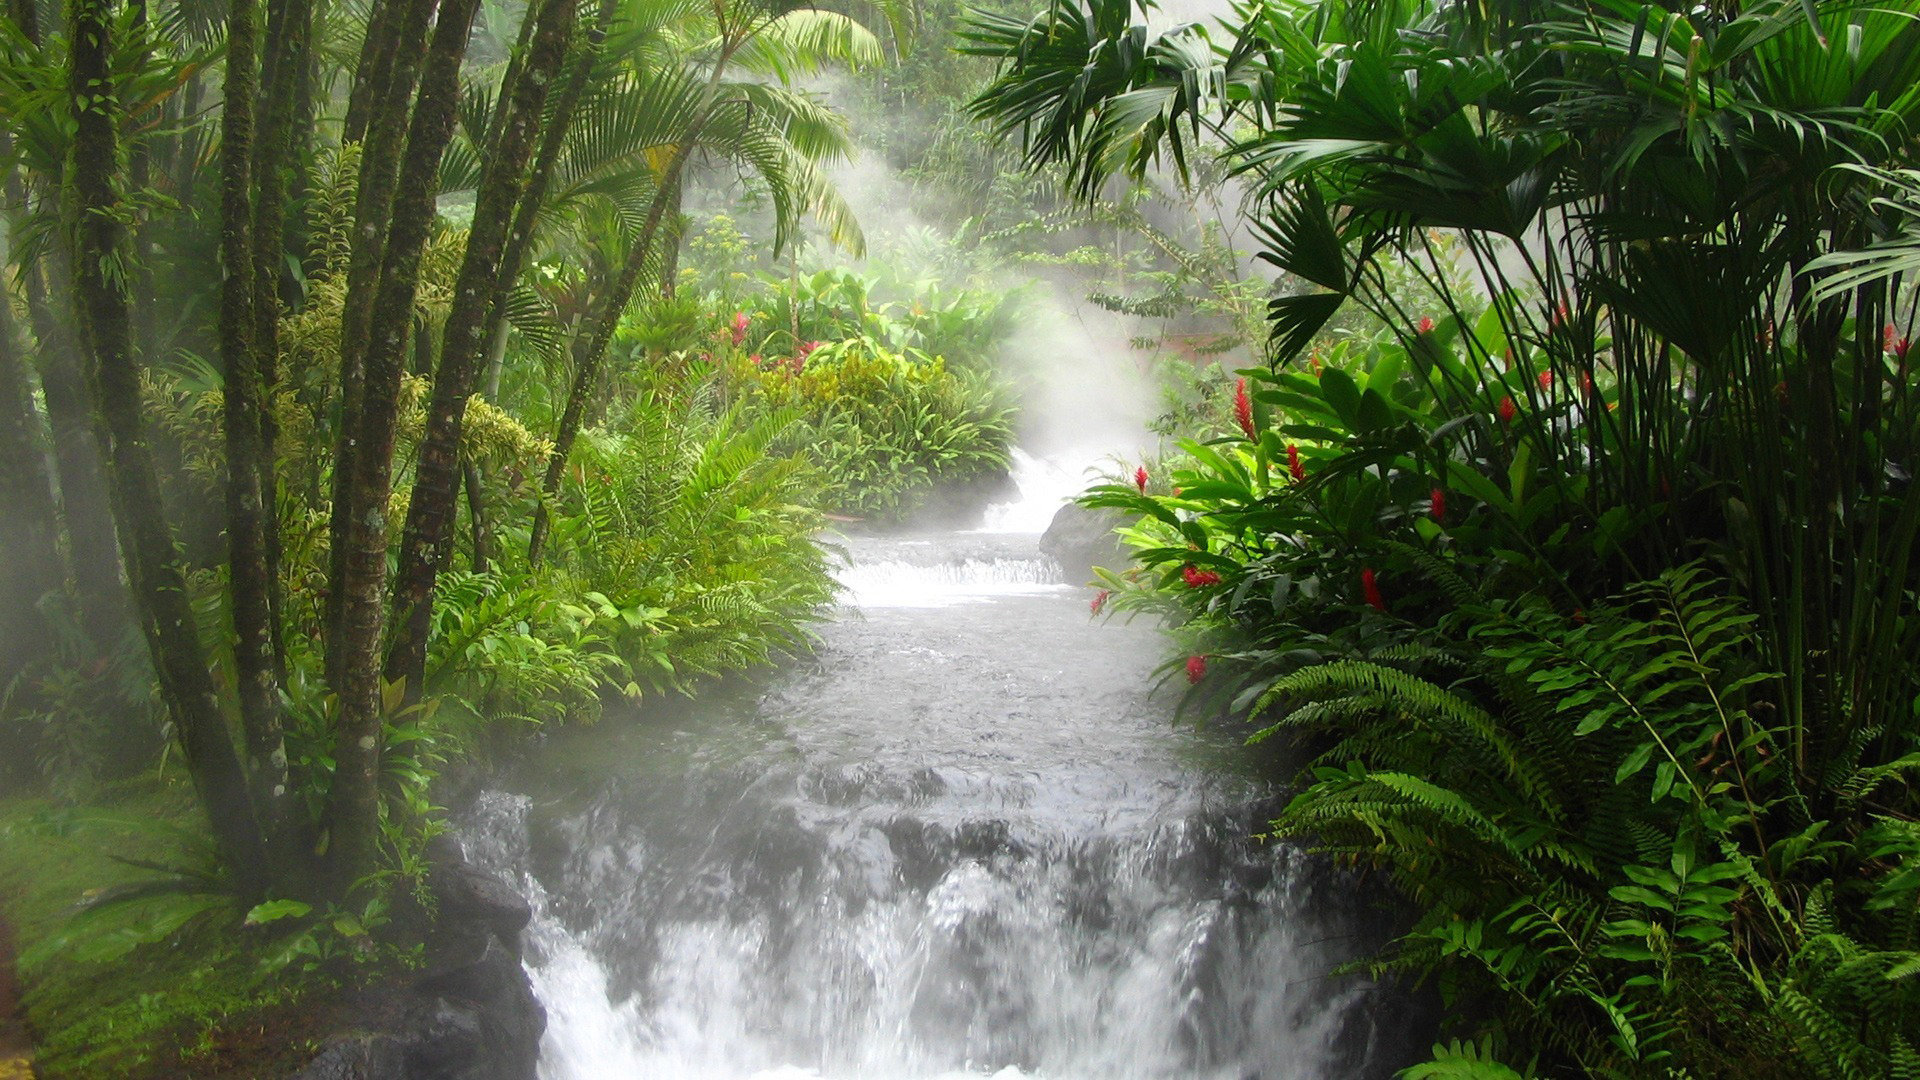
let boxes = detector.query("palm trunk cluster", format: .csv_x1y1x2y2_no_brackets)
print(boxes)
33,0,851,904
66,0,272,895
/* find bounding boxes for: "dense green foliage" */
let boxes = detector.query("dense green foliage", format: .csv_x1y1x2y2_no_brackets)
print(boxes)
972,0,1920,1073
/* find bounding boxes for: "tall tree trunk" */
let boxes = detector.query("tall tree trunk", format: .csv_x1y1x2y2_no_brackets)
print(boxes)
21,252,125,646
463,457,489,572
67,0,268,896
128,0,159,360
250,0,313,680
320,0,483,895
386,0,577,693
325,0,442,693
0,278,61,683
479,0,616,354
342,0,397,145
219,0,302,875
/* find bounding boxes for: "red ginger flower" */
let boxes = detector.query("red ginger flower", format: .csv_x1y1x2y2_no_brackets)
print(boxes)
1886,324,1899,353
1134,466,1149,494
1182,564,1222,589
1537,370,1553,390
749,353,763,367
730,311,750,346
1430,487,1447,522
1287,444,1305,484
1899,338,1912,363
1185,655,1208,683
1498,395,1518,425
1233,377,1256,440
1416,316,1435,334
798,340,822,358
1090,589,1110,616
1361,567,1388,613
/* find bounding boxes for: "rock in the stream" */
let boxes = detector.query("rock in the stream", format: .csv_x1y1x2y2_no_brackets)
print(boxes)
1039,502,1130,583
288,841,544,1080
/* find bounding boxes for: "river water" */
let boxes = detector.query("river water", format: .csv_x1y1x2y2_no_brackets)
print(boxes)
460,464,1411,1079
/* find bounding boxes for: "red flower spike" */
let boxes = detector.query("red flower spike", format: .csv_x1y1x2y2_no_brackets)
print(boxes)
730,311,750,347
1134,466,1149,494
798,340,821,358
1537,370,1553,390
1182,565,1222,589
1886,324,1899,353
1233,377,1256,440
749,353,763,367
1287,444,1305,484
1361,568,1388,613
1430,487,1447,522
1416,316,1435,335
1090,589,1110,616
1498,395,1518,425
1185,655,1208,684
1899,338,1912,363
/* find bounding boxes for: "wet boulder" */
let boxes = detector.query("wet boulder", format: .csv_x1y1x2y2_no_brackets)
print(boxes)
288,842,545,1080
1039,502,1130,583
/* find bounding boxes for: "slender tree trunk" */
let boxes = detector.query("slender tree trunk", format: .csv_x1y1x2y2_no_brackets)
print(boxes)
220,0,302,875
67,0,268,896
127,0,162,362
479,0,616,354
251,0,313,681
0,282,61,683
463,457,489,572
320,0,483,895
526,35,744,566
325,0,442,692
386,0,577,692
21,252,125,645
527,139,701,564
342,0,397,146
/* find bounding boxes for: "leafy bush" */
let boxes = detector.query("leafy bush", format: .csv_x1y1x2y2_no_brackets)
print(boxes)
534,376,840,689
731,336,1017,520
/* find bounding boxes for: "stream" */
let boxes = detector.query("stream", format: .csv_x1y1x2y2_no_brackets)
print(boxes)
459,457,1413,1079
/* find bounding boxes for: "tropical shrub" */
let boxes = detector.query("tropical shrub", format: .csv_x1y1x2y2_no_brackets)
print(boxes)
731,335,1017,520
976,0,1920,1071
533,374,840,689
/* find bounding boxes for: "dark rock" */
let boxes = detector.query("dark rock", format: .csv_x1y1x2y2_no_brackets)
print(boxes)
288,842,545,1080
911,468,1021,530
287,1033,407,1080
1039,502,1130,583
427,838,532,938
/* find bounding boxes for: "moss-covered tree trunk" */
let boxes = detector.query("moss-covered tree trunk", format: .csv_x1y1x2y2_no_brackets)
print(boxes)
249,0,315,679
219,0,302,875
324,0,440,693
320,0,483,895
386,0,579,693
67,0,268,896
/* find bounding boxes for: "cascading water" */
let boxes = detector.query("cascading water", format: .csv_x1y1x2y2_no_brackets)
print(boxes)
459,465,1411,1079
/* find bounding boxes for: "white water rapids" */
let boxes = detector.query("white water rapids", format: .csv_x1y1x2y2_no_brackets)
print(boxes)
457,456,1416,1079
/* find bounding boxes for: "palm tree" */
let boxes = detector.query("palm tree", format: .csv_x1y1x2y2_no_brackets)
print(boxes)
522,0,887,564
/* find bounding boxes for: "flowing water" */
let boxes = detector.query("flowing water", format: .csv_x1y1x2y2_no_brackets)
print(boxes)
459,458,1412,1079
